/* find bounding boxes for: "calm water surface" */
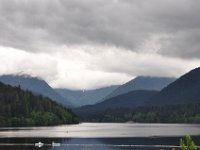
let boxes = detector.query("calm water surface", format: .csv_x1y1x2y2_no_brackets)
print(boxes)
0,123,199,150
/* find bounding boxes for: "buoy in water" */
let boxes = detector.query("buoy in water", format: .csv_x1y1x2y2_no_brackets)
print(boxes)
35,142,44,148
52,141,61,147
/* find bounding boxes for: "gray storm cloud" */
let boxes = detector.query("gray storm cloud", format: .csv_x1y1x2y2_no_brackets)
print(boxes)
0,0,200,89
0,0,200,58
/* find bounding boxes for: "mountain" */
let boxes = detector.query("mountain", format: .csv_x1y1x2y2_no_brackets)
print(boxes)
0,82,79,127
103,76,176,101
55,85,119,107
75,68,200,123
0,74,73,107
148,67,200,105
74,90,158,118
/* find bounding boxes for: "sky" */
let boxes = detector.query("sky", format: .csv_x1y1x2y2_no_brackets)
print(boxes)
0,0,200,90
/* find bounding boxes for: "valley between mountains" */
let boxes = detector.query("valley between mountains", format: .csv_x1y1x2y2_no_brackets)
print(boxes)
0,67,200,126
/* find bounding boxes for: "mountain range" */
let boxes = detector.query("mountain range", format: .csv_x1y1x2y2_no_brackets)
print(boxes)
75,67,200,119
0,74,73,107
102,76,176,101
55,76,175,107
55,85,119,107
74,90,158,118
74,76,175,116
1,67,200,124
0,74,177,108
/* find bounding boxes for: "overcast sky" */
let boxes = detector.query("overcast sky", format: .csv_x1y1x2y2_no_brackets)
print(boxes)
0,0,200,90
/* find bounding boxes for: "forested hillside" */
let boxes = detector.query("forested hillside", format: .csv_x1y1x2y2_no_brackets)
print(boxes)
75,90,158,116
148,67,200,105
0,75,73,107
83,103,200,123
0,82,79,127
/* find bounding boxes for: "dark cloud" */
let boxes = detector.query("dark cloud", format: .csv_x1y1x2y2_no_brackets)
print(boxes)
0,0,200,58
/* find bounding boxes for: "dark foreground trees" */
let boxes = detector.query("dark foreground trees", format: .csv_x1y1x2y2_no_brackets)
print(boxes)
0,82,79,127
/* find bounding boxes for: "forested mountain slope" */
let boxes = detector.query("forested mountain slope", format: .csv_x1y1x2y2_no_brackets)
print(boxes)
0,74,72,107
0,82,79,127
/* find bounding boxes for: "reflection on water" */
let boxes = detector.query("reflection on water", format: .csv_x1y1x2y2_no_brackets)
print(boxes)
0,123,200,138
0,137,200,150
0,123,200,150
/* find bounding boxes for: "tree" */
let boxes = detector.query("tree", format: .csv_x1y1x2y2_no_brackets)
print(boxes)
180,135,197,150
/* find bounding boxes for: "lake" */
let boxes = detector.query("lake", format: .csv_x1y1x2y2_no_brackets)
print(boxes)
0,123,199,150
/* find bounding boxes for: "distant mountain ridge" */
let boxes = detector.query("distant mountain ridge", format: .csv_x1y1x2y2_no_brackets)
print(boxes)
103,76,176,101
74,90,158,117
148,67,200,105
75,67,200,121
0,74,73,107
74,76,176,115
55,85,119,107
